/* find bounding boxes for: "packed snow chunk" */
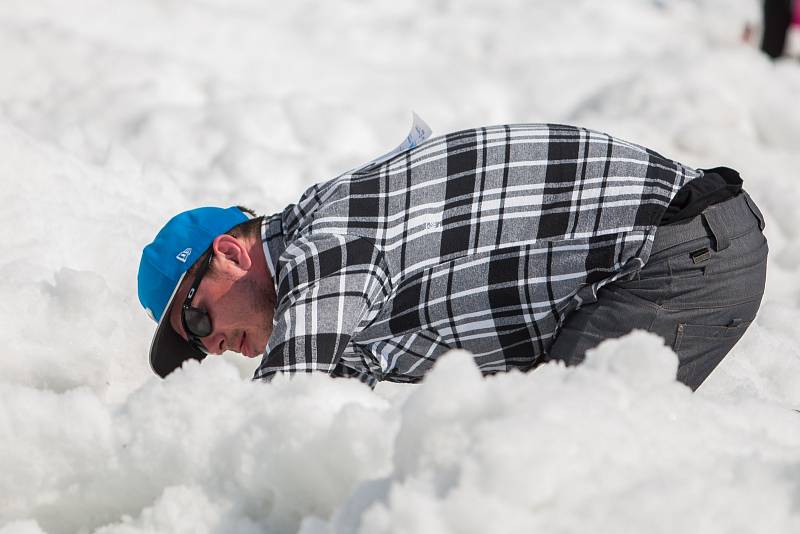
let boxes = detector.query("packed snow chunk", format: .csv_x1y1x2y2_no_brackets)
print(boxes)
0,522,46,534
0,360,397,534
319,348,800,534
0,383,114,523
114,360,397,534
582,329,680,389
392,350,488,488
94,485,261,534
0,263,148,398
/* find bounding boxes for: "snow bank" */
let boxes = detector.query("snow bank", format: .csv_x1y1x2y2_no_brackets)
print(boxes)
3,341,799,534
1,0,800,532
310,337,800,534
0,359,394,533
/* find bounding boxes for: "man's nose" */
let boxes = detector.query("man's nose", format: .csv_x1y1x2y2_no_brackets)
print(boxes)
203,332,226,355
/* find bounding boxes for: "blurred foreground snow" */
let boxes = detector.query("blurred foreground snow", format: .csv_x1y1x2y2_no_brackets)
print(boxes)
3,337,799,534
1,0,799,532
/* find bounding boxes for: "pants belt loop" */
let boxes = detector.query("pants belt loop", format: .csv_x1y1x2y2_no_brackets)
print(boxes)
701,210,730,252
742,191,766,231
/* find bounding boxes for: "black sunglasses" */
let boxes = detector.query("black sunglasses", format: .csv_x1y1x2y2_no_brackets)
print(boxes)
181,252,214,354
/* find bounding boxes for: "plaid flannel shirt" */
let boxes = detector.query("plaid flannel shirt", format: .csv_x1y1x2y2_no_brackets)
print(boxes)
253,123,701,386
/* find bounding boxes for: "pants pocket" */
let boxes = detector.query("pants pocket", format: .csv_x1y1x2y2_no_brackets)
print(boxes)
672,319,754,390
673,320,752,353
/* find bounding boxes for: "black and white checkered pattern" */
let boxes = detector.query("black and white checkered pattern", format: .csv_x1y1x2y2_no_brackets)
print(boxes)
253,124,701,386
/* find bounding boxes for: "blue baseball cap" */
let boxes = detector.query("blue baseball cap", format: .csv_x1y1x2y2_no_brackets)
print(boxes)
138,206,250,377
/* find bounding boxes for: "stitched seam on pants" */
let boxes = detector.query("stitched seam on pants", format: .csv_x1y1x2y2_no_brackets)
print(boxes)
645,306,660,334
661,295,763,312
601,285,664,312
725,226,762,243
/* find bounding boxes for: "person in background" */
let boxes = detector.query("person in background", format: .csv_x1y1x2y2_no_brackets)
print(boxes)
761,0,796,58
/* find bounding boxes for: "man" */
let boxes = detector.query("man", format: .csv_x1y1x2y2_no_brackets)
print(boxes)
138,123,768,391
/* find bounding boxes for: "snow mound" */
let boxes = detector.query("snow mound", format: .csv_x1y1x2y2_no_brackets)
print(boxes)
583,329,679,389
308,341,800,534
1,360,394,533
7,338,800,533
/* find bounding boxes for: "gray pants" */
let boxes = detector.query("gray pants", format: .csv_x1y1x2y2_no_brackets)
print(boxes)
547,191,768,391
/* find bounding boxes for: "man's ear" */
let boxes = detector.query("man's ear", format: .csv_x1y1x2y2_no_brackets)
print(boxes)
211,234,252,272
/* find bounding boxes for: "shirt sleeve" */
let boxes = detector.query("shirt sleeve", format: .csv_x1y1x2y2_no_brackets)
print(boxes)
331,361,380,389
253,233,392,382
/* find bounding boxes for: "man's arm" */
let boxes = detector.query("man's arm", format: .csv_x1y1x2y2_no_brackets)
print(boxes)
253,233,392,381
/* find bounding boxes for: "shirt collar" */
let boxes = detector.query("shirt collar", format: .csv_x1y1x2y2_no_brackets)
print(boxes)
261,213,286,291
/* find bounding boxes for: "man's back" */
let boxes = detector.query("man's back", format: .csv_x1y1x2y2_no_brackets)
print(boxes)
284,123,699,255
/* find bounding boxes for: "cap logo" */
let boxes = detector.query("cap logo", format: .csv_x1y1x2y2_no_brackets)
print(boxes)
176,247,192,263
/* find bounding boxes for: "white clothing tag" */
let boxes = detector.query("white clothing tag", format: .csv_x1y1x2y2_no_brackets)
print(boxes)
353,113,432,172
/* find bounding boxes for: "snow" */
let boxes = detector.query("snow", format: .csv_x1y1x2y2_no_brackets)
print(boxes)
1,0,799,532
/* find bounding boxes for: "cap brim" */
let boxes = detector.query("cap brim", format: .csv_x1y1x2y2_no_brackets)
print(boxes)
149,273,206,378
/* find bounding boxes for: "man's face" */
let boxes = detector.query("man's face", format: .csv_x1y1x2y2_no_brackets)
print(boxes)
169,240,275,359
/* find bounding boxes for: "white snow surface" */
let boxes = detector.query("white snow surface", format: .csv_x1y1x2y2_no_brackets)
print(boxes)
1,1,800,532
